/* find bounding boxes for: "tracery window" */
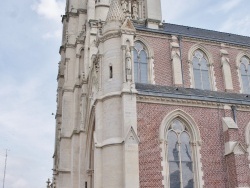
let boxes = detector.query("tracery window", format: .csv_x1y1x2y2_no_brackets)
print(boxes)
133,42,148,83
240,56,250,94
192,50,211,90
167,119,194,188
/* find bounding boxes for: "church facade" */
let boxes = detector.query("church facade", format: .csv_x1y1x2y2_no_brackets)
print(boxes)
52,0,250,187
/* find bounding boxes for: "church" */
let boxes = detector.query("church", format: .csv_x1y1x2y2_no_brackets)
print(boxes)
51,0,250,187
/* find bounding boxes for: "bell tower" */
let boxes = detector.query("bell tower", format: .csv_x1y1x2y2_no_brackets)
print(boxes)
52,0,162,187
87,0,140,187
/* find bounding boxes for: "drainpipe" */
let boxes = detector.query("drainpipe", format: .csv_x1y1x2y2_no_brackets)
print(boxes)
178,36,184,87
231,105,237,123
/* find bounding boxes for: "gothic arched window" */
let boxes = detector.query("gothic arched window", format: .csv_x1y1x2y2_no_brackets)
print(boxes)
167,119,194,188
192,50,211,90
133,42,148,83
240,56,250,94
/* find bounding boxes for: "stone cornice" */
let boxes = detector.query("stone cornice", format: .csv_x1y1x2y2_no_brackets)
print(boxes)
97,31,122,44
136,28,250,49
137,94,250,111
77,9,87,14
65,43,76,49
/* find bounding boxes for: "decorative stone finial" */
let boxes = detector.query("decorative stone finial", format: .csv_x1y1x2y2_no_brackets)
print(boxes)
106,0,125,22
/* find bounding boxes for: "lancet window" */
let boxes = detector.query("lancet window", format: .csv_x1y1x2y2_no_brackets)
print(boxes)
240,56,250,94
133,42,148,83
167,119,194,188
192,50,211,90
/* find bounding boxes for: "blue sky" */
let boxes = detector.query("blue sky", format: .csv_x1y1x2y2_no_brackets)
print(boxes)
0,0,249,187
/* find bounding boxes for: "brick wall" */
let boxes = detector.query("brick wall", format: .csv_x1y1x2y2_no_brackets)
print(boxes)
137,102,250,188
137,31,248,94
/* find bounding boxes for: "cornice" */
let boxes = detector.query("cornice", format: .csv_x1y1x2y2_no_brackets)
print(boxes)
137,94,250,111
77,9,87,14
65,43,76,49
97,31,122,44
136,29,250,51
136,30,170,39
136,28,250,49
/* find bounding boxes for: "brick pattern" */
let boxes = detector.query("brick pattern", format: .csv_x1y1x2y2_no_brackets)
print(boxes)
226,153,238,188
224,129,239,143
137,102,250,188
138,32,248,94
235,154,250,186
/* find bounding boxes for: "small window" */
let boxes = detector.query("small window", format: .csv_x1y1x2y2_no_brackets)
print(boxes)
109,65,113,79
192,50,210,90
240,56,250,94
133,42,148,83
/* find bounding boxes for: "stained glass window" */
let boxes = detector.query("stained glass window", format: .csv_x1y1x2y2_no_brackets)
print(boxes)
167,119,194,188
192,50,210,90
134,42,148,83
240,56,250,94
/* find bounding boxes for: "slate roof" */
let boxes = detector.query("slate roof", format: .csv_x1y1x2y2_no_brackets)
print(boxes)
136,83,250,106
135,23,250,47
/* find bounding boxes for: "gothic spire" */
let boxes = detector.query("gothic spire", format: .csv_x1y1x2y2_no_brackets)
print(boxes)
106,0,125,22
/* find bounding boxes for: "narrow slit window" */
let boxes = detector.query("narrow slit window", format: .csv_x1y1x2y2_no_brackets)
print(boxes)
109,65,113,79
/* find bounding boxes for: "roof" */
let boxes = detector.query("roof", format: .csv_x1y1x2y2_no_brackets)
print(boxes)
135,23,250,47
136,83,250,106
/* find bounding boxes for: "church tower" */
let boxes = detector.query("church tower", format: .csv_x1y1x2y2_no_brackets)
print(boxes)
53,0,162,188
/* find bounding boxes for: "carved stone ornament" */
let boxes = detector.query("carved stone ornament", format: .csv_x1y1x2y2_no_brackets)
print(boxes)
125,47,132,81
124,126,140,144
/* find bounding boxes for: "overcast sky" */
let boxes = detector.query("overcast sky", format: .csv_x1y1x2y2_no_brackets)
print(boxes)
0,0,249,187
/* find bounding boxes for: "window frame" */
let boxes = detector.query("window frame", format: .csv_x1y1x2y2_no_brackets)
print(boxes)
159,110,204,188
133,38,155,84
236,53,250,94
188,45,217,91
167,119,194,188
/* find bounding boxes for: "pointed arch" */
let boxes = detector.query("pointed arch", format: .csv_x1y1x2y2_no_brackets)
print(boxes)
134,36,155,84
188,44,217,90
236,52,250,94
159,110,201,143
159,109,203,188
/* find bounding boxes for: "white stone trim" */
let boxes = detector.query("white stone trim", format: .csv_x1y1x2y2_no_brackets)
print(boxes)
159,109,204,188
222,117,238,132
236,52,250,94
188,44,217,91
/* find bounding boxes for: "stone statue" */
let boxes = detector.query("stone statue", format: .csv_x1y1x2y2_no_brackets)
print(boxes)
121,0,127,13
125,48,132,81
132,1,138,20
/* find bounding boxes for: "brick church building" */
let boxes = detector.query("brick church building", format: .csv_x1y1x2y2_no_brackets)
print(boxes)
51,0,250,187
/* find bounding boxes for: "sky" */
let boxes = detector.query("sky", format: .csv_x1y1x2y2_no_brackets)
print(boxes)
0,0,249,187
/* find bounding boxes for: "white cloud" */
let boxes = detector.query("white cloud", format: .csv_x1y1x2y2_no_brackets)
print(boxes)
220,15,250,36
208,0,242,14
11,178,28,188
162,0,200,22
32,0,65,22
42,29,62,39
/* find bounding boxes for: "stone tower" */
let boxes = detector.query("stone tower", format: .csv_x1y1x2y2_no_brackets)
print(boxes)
53,0,162,188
